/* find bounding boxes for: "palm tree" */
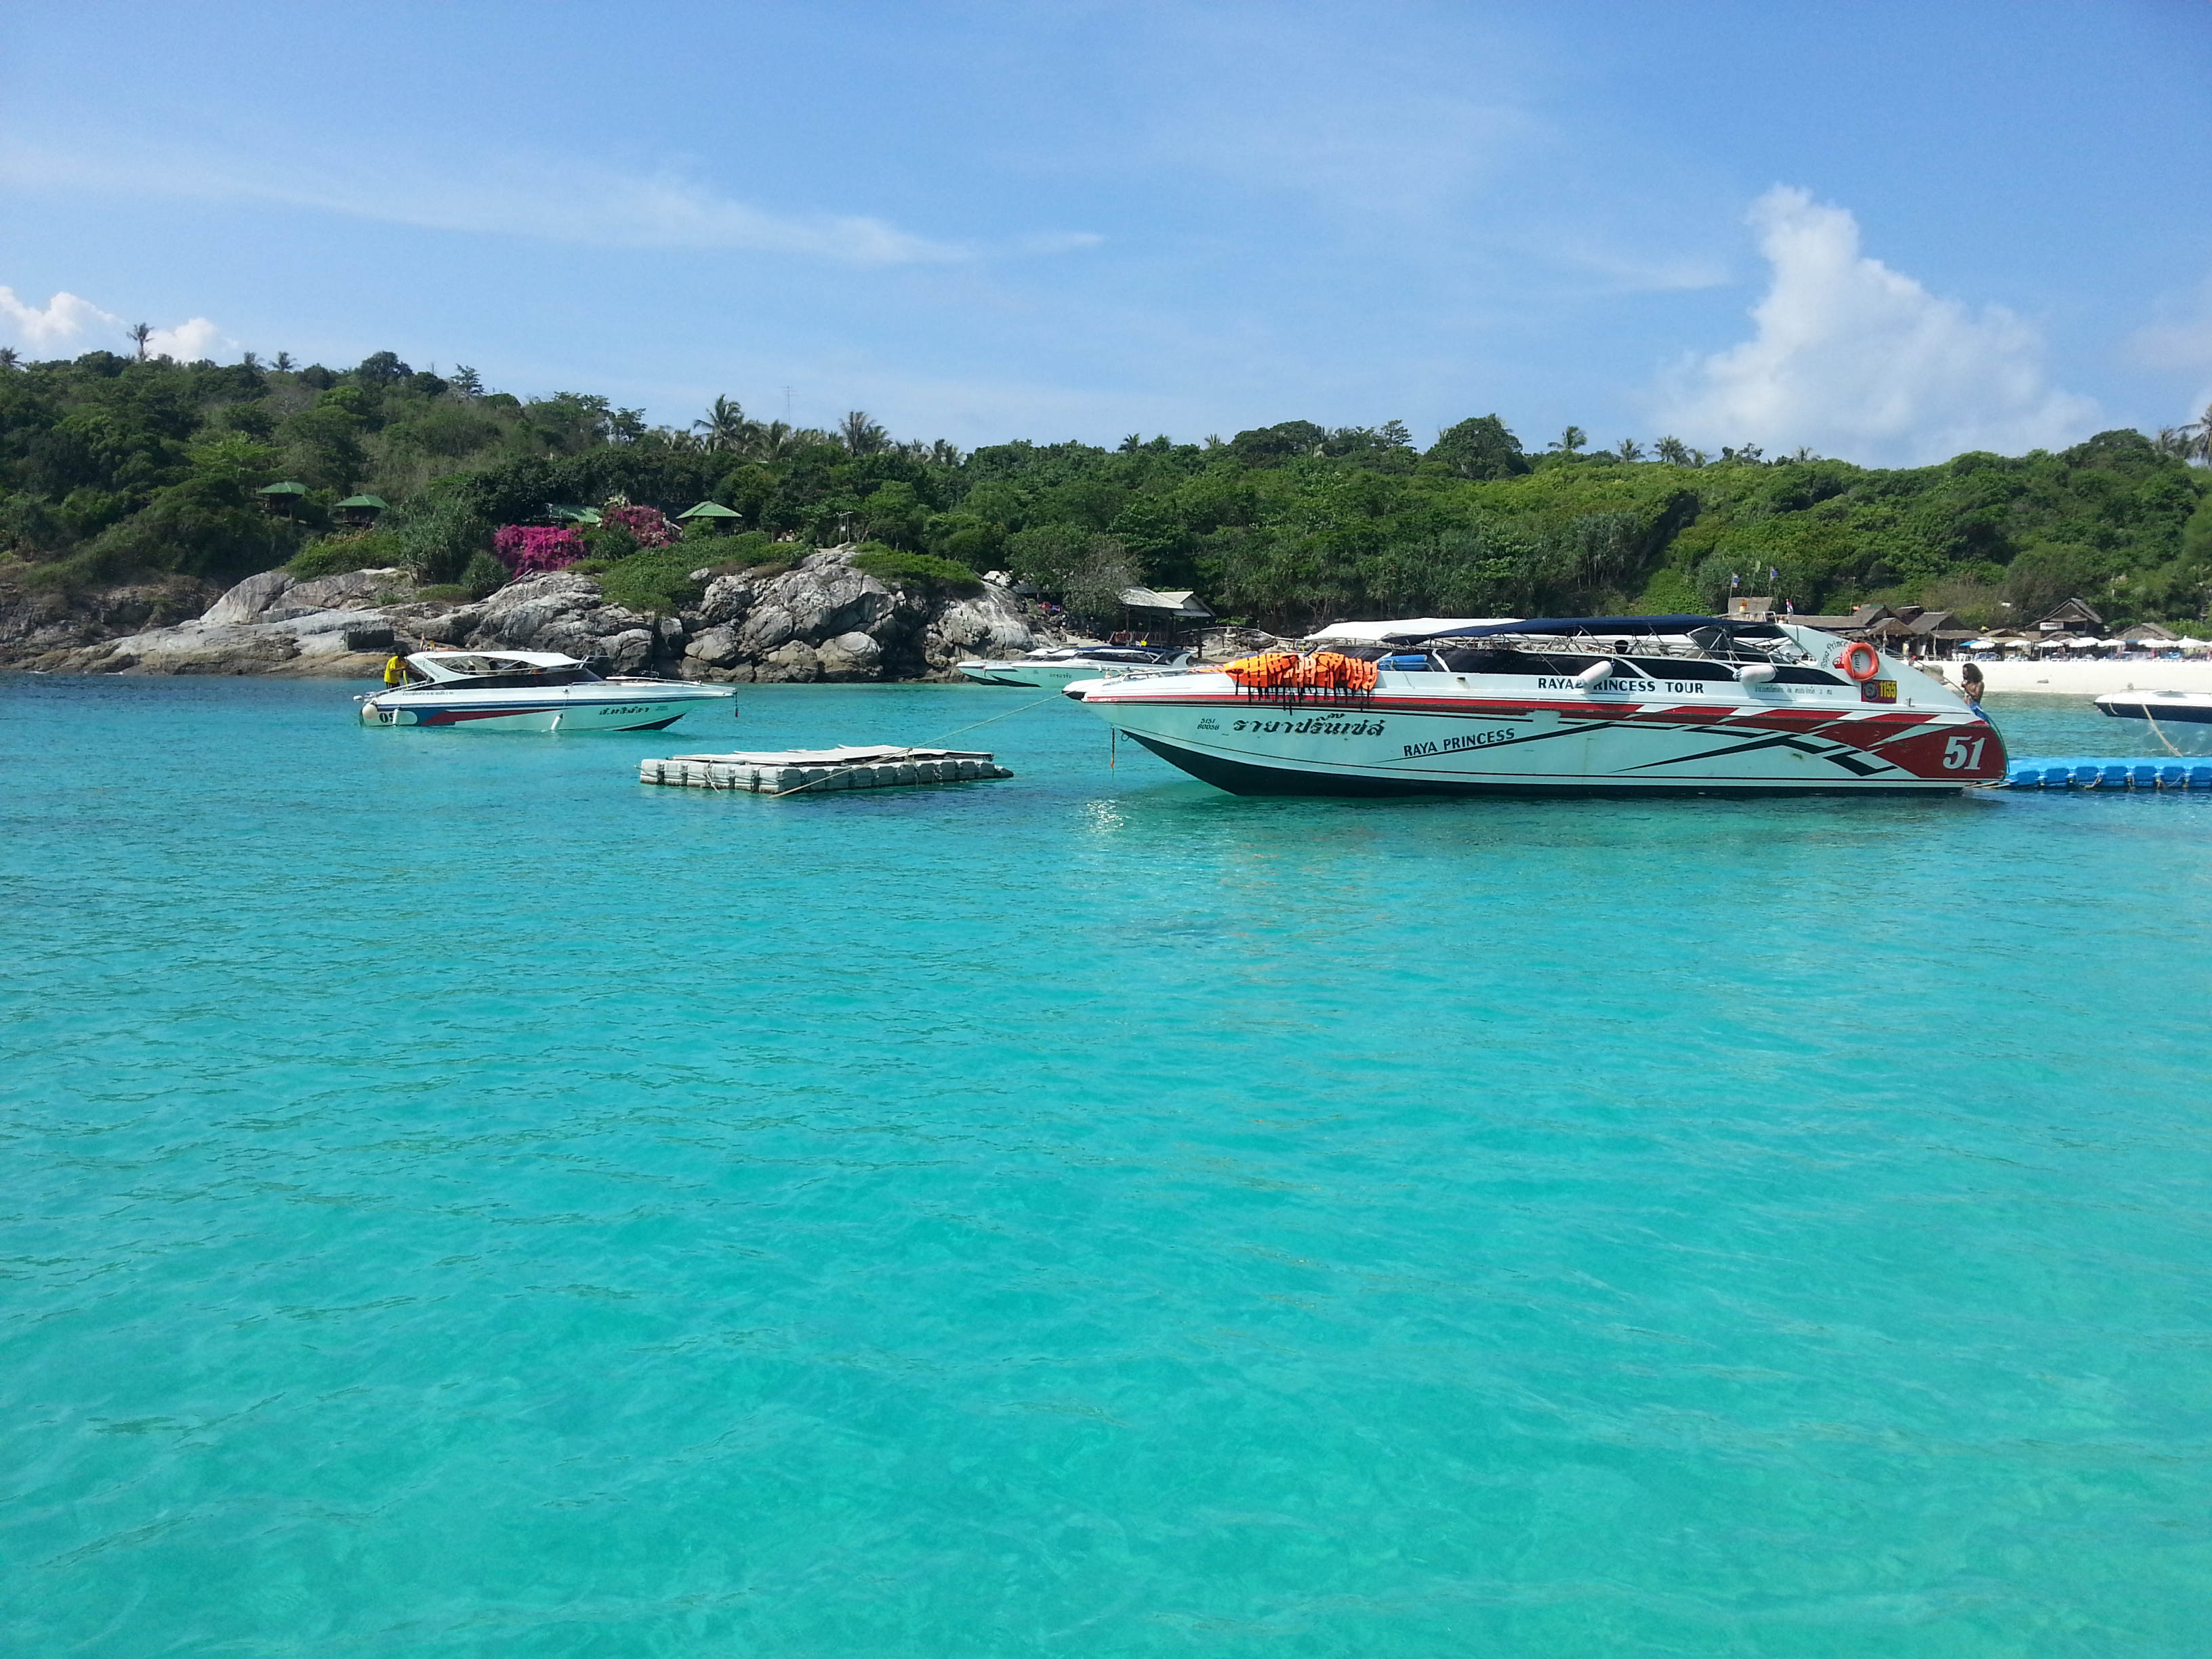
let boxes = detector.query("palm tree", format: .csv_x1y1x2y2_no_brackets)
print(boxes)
1617,438,1645,462
273,351,295,373
839,409,888,455
741,419,799,463
127,323,153,360
0,346,18,371
2181,403,2212,468
1119,433,1143,453
695,395,752,453
1549,425,1587,455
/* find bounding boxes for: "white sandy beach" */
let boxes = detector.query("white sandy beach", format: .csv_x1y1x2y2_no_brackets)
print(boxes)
1926,657,2212,697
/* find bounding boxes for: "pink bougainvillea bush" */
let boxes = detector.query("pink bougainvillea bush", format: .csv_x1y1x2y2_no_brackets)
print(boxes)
597,504,676,548
491,524,586,575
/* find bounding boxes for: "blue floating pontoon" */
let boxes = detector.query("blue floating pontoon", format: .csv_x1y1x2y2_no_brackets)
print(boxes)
2004,757,2212,790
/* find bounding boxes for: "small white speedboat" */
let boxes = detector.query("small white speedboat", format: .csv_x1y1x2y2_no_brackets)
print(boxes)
359,651,737,732
956,643,1191,691
2095,689,2212,754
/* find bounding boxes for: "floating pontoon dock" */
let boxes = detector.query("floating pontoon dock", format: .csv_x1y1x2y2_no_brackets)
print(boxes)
2003,757,2212,789
640,745,1012,794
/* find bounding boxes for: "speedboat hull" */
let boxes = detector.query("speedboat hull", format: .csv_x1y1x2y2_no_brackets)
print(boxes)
1069,670,2007,796
2095,691,2212,755
957,647,1192,691
956,659,1187,691
361,682,735,732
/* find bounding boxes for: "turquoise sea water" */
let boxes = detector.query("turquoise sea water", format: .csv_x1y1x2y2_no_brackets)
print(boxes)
4,676,2211,1657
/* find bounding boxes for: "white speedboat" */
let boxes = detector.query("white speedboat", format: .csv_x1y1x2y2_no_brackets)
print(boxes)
359,651,737,732
956,643,1190,690
2094,689,2212,754
1063,615,2007,796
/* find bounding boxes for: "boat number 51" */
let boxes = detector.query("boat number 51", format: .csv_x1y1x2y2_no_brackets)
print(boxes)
1942,736,1986,770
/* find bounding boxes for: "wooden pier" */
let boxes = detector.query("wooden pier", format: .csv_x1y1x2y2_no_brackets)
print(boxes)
640,744,1012,794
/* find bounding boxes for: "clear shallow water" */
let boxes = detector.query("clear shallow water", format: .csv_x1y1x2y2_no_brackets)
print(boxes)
3,676,2209,1658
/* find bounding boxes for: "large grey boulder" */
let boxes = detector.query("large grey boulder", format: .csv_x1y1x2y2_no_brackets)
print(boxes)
683,625,744,668
922,586,1039,670
737,603,796,654
694,569,771,628
756,640,822,682
388,602,483,644
816,630,885,681
464,572,667,667
73,580,415,676
100,624,306,675
598,629,655,675
32,542,1048,680
275,568,414,617
202,569,295,625
200,566,415,627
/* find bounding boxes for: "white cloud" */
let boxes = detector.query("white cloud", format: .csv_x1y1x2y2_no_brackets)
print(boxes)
0,287,116,346
3,140,988,266
2129,277,2212,370
1654,186,2096,464
2125,280,2212,426
0,285,232,361
146,316,227,360
1533,238,1729,295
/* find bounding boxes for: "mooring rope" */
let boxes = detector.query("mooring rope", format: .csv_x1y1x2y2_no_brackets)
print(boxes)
2142,706,2186,759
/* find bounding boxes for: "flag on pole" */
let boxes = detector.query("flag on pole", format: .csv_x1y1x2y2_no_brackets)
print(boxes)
1769,566,1779,582
1730,572,1740,588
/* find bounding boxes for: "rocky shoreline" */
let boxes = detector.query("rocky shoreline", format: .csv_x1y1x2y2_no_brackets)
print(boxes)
4,546,1045,683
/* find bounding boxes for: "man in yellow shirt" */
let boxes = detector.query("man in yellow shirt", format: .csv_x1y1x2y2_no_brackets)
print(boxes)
383,649,411,687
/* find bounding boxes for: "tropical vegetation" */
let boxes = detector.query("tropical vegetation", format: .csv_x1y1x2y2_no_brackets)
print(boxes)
3,341,2210,634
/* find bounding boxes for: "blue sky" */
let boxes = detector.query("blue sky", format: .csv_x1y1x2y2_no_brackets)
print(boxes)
4,0,2209,464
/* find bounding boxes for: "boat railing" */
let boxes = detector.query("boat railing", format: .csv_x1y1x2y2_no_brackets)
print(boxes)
1392,632,1807,668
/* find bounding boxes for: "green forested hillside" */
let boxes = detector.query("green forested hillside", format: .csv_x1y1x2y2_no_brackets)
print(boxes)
3,346,2209,632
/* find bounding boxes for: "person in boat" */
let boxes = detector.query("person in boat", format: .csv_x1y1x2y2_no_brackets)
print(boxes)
1960,661,1985,707
382,649,411,687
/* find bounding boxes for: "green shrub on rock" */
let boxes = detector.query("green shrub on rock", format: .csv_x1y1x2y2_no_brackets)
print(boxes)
590,544,710,615
849,545,982,595
459,551,509,599
287,532,404,580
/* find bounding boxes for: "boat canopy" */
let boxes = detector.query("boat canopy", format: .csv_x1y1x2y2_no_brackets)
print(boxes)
1385,614,1790,642
1309,617,1519,643
405,650,597,684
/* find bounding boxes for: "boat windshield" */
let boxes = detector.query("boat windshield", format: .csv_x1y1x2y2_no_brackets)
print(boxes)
414,655,604,687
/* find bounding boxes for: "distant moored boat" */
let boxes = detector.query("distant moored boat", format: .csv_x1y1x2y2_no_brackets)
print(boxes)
2094,689,2212,756
359,651,737,733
